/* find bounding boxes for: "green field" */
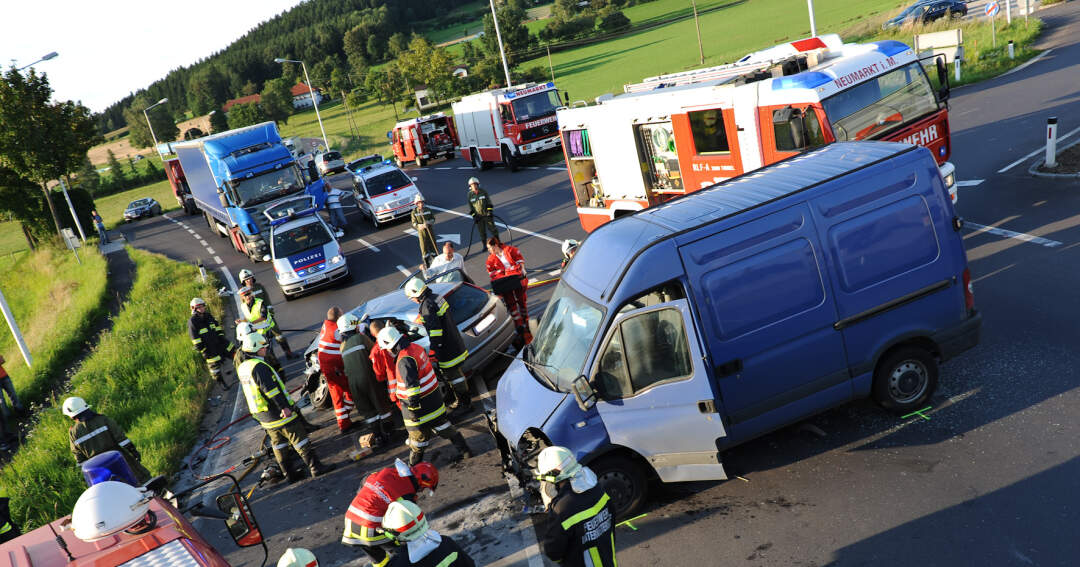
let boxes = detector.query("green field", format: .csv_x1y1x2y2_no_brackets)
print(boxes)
0,248,223,528
0,222,28,257
95,179,177,229
278,98,402,162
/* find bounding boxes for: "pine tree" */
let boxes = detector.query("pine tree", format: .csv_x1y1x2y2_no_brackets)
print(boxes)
76,155,100,194
107,150,128,189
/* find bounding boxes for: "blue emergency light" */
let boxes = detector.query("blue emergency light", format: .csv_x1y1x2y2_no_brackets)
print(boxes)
81,450,139,487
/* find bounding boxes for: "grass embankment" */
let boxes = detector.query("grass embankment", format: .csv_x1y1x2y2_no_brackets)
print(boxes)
0,222,28,257
279,98,401,163
0,248,224,528
0,246,108,408
96,179,176,229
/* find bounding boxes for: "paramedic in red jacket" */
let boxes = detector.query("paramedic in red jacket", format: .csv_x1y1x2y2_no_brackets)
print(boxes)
341,459,439,567
318,306,355,432
485,237,530,343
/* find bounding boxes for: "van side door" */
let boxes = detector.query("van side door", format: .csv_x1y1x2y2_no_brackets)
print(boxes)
591,298,729,483
679,203,851,445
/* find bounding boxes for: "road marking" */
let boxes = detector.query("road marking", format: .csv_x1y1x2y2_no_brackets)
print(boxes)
205,247,215,255
524,166,540,170
999,48,1053,78
457,167,473,170
395,264,413,276
545,167,566,171
198,239,208,246
187,229,195,234
213,256,223,264
956,179,984,187
966,221,1062,247
548,269,562,277
427,205,562,245
436,167,452,170
998,125,1080,172
355,237,381,252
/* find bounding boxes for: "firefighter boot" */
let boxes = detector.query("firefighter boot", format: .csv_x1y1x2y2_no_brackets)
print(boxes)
449,431,474,461
408,447,426,467
279,337,299,360
305,452,334,478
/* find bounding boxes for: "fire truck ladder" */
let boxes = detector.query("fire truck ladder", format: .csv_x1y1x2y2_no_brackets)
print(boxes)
624,54,813,94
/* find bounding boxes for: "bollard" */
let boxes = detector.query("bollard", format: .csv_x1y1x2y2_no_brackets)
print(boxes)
1008,40,1015,59
198,259,207,283
954,59,961,83
1046,118,1058,169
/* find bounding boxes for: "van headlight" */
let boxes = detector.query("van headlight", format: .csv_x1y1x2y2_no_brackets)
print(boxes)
942,171,956,188
330,254,343,264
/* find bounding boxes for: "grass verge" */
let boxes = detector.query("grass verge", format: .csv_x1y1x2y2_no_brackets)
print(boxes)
0,246,108,408
0,222,29,257
97,179,176,229
0,248,223,528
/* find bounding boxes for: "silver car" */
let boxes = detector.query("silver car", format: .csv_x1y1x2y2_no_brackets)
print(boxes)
314,150,346,176
303,268,518,409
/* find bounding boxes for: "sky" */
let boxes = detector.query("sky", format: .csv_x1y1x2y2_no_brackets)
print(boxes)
1,0,305,113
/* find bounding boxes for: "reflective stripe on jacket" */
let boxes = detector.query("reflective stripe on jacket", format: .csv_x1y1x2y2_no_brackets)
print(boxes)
394,343,445,427
538,483,616,567
417,294,468,369
241,298,272,332
238,358,295,429
318,320,342,356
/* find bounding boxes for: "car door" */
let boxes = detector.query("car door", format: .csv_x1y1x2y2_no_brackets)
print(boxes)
591,299,729,483
354,178,374,218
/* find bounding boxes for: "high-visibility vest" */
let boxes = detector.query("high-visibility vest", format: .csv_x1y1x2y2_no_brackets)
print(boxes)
238,358,295,429
318,320,342,356
242,298,273,333
395,343,445,428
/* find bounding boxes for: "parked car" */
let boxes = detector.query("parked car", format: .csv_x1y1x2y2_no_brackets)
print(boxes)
351,160,422,228
303,268,518,410
122,198,162,222
882,0,967,29
314,150,346,176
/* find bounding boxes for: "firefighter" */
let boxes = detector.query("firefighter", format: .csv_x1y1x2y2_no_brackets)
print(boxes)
318,306,355,433
237,332,331,482
278,547,319,567
234,322,284,375
411,195,438,266
485,236,531,343
0,492,21,544
381,500,475,567
238,269,269,302
338,313,394,443
561,239,579,270
404,279,471,414
237,286,297,359
63,397,152,483
188,297,235,389
376,326,472,465
466,177,497,245
534,446,616,567
341,459,439,566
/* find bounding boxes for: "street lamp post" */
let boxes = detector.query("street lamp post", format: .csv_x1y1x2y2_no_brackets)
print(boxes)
807,0,817,36
488,0,514,88
274,58,330,151
143,97,169,150
16,51,58,71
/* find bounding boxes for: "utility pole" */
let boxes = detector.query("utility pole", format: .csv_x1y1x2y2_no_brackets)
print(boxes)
489,0,514,88
547,45,556,82
692,0,705,65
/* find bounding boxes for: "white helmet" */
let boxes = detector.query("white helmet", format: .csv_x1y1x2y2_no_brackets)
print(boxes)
190,297,206,309
413,194,424,204
235,321,254,340
238,269,255,282
535,446,581,483
561,239,579,256
63,396,90,418
241,332,268,353
403,278,427,299
337,312,360,334
376,326,403,350
382,500,428,543
277,548,318,567
467,176,480,186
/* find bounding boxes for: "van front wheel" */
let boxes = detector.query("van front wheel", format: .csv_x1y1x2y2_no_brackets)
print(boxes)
872,346,938,413
590,454,648,520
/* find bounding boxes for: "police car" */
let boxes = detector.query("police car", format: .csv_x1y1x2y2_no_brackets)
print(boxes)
351,160,422,228
262,196,349,300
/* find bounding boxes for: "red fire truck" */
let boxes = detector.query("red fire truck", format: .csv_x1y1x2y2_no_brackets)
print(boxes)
453,82,563,172
164,157,198,216
390,113,459,168
558,35,957,232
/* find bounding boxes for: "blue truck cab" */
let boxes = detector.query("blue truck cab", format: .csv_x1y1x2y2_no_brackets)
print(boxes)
173,122,327,262
492,142,980,519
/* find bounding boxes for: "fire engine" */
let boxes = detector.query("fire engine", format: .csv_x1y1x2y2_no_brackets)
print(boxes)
390,113,459,168
453,82,563,172
557,35,957,232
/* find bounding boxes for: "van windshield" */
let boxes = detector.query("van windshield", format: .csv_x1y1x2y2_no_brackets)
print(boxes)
821,61,938,142
530,282,604,392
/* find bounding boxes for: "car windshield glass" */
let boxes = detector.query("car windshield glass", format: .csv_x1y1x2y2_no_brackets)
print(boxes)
444,284,488,322
323,151,342,161
232,167,304,206
273,220,332,258
128,199,151,208
531,281,604,392
347,155,383,171
511,90,560,122
822,61,938,142
364,169,412,197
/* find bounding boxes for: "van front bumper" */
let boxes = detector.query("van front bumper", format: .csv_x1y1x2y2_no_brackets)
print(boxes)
279,263,349,295
518,135,561,156
934,309,981,362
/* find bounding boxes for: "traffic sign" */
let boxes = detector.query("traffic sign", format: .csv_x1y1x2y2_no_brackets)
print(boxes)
986,1,1000,17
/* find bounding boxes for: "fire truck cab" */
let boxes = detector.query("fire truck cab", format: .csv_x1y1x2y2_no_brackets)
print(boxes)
559,35,957,232
390,113,459,168
453,82,563,172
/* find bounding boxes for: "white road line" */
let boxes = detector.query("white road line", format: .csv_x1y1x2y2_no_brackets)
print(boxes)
355,237,381,252
547,269,562,277
966,222,1062,247
524,166,540,170
545,167,566,171
213,256,223,264
998,125,1080,173
457,167,473,170
436,167,452,170
956,179,984,187
427,205,562,245
999,48,1053,78
205,247,216,255
395,264,413,276
198,239,208,246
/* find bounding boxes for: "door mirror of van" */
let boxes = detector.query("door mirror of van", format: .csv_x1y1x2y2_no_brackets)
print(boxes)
215,491,263,548
571,375,597,411
261,254,271,262
935,56,951,103
217,187,229,208
335,229,345,238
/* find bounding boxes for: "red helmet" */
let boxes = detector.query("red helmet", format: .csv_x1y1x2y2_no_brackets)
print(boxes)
411,462,439,491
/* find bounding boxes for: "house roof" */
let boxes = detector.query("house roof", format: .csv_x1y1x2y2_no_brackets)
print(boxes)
222,93,261,112
291,82,321,97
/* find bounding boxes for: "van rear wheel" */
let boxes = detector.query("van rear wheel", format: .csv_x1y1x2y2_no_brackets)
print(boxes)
872,346,938,413
590,454,649,520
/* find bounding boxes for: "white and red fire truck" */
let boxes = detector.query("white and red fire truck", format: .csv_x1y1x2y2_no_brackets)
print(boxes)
390,113,459,168
453,82,563,172
557,35,957,232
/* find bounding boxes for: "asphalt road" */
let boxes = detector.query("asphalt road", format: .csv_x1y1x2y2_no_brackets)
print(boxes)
119,4,1080,564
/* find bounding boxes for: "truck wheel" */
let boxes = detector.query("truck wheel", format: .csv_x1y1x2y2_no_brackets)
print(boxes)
204,211,214,231
470,149,481,170
872,346,938,414
590,454,649,520
502,147,519,172
396,157,405,169
415,157,425,167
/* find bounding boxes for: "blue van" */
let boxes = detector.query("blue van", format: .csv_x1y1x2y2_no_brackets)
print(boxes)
492,142,980,518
